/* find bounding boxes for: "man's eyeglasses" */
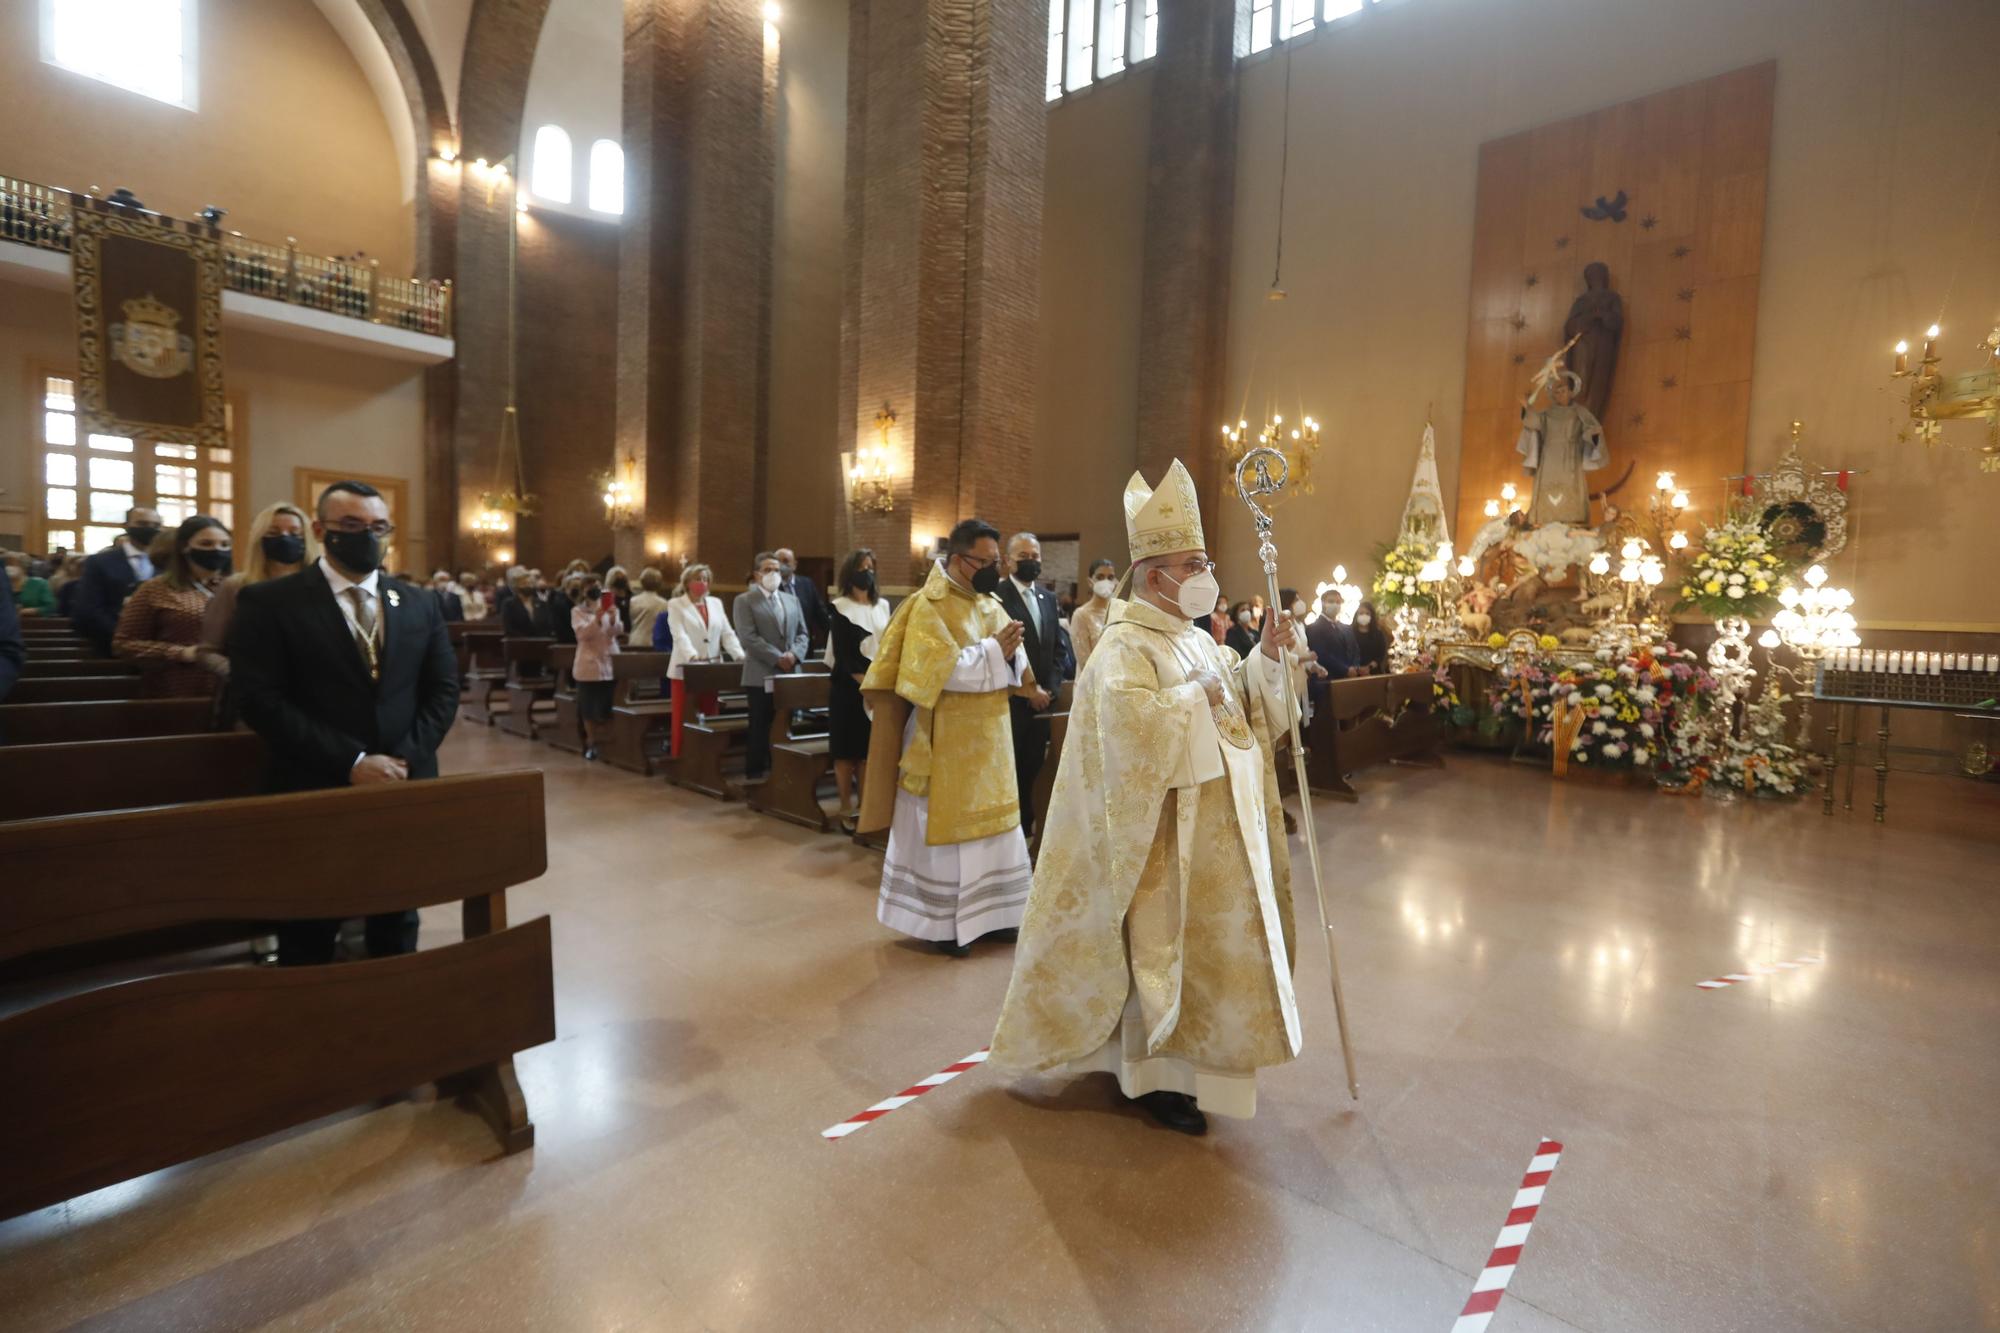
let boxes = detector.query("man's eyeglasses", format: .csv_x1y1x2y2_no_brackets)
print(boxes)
1169,557,1218,577
324,519,396,538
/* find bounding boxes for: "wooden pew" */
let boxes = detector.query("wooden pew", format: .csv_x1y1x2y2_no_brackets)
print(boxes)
0,770,554,1220
545,646,584,754
6,675,145,704
752,672,835,829
19,657,139,677
670,661,749,799
451,624,505,704
0,732,267,822
0,698,215,745
1303,672,1443,800
497,638,557,740
459,629,513,725
603,651,675,775
21,616,72,631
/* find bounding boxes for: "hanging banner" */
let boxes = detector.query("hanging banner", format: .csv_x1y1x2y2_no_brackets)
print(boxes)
70,198,226,447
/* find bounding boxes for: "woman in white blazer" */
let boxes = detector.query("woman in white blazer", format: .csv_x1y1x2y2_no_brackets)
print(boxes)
664,562,744,757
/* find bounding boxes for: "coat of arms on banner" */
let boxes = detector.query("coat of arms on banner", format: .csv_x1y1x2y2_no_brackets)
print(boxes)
109,293,194,379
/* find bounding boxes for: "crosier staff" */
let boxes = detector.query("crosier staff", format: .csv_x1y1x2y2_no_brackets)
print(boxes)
1234,446,1360,1100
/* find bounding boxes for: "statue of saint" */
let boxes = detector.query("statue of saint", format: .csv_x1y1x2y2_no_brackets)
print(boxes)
1515,366,1606,527
1561,262,1624,420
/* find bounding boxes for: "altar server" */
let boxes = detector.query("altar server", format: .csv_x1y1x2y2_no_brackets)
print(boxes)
991,460,1301,1136
859,518,1034,956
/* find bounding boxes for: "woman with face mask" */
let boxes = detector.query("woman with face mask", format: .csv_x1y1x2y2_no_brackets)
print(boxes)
826,548,891,832
663,561,744,757
202,501,313,662
1207,592,1231,645
1352,599,1391,675
1067,557,1119,674
1225,600,1259,660
114,515,234,698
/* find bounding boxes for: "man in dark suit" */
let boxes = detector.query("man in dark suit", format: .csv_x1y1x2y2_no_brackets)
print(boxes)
772,546,829,650
72,505,162,656
228,480,459,965
994,531,1066,836
429,570,466,622
1304,587,1359,708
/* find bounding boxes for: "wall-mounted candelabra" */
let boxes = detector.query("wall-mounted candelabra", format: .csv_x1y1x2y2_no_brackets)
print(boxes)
1891,322,2000,471
845,406,897,514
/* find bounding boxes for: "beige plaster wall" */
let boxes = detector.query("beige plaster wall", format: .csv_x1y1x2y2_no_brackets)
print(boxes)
1210,0,2000,627
0,0,414,272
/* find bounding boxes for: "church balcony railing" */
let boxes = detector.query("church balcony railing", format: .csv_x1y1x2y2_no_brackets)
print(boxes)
0,172,451,338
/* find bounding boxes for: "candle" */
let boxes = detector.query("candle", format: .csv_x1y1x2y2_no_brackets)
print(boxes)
1930,654,1942,676
1894,340,1909,374
1958,653,1971,670
1861,650,1875,672
1923,324,1941,359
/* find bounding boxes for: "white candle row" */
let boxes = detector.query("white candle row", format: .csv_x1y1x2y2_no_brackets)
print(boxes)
1830,648,1994,674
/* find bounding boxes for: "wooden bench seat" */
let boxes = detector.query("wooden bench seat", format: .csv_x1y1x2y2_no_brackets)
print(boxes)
665,662,749,796
495,638,556,740
0,698,216,745
545,646,584,754
602,652,674,774
0,770,553,1221
751,673,835,829
1303,671,1444,800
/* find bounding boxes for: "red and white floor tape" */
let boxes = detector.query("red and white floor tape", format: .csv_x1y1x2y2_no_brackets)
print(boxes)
1695,954,1824,990
1450,1137,1563,1333
821,1047,990,1140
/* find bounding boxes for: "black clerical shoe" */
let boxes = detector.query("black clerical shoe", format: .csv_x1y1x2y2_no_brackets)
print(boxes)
984,928,1019,944
933,938,972,958
1133,1091,1207,1136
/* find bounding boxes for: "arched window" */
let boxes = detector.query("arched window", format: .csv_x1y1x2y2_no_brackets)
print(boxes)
588,139,624,216
531,125,572,204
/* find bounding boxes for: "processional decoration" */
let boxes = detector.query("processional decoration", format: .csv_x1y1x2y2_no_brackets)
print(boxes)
1234,447,1359,1101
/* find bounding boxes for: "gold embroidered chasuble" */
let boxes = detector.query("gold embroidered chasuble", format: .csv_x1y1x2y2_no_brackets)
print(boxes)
991,596,1302,1084
857,562,1027,846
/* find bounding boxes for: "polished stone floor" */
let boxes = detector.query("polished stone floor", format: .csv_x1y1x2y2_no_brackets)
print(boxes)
5,726,1997,1332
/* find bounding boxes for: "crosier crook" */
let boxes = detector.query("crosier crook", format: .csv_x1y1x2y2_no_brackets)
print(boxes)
1234,447,1360,1100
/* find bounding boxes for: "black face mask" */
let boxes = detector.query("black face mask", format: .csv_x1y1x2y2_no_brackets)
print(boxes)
1013,559,1042,583
968,561,1002,596
126,525,161,548
187,547,232,574
323,528,383,575
261,533,306,566
854,570,877,597
582,586,602,604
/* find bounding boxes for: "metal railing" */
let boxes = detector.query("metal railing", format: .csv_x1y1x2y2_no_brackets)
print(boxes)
1,173,452,338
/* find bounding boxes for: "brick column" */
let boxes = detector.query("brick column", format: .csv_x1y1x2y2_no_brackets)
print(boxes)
1134,0,1238,526
616,0,778,580
838,0,1046,585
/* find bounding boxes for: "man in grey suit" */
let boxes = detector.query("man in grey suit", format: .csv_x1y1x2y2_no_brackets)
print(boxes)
732,550,810,783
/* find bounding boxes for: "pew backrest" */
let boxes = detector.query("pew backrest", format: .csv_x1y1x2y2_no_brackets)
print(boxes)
771,672,832,743
503,636,552,684
0,732,268,822
611,651,673,705
0,699,215,744
7,675,145,704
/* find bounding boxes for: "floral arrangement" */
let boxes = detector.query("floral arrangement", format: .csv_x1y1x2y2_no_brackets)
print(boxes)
1414,651,1472,727
1372,539,1442,614
1675,509,1789,620
1487,632,1561,652
1711,683,1808,796
1488,643,1719,774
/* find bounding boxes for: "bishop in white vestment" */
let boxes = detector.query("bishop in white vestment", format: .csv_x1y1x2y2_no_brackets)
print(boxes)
991,460,1302,1134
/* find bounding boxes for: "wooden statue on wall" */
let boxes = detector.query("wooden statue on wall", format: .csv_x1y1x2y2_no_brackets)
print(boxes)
1561,262,1624,420
1515,356,1606,527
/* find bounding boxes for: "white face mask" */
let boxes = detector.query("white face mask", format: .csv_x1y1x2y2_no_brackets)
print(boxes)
1322,604,1339,620
758,570,782,594
1356,614,1372,628
1237,610,1253,626
1092,578,1116,601
1290,599,1307,617
1157,568,1220,621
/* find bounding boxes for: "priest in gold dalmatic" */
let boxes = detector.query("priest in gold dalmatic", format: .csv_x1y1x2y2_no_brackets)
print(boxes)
859,518,1035,957
991,460,1301,1135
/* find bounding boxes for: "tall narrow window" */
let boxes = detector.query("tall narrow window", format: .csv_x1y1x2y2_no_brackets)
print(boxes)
1322,0,1363,20
1249,0,1275,53
531,125,573,205
588,139,624,215
1045,0,1065,101
1064,0,1094,92
42,0,196,109
1141,0,1158,60
1284,0,1315,37
1098,0,1126,77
